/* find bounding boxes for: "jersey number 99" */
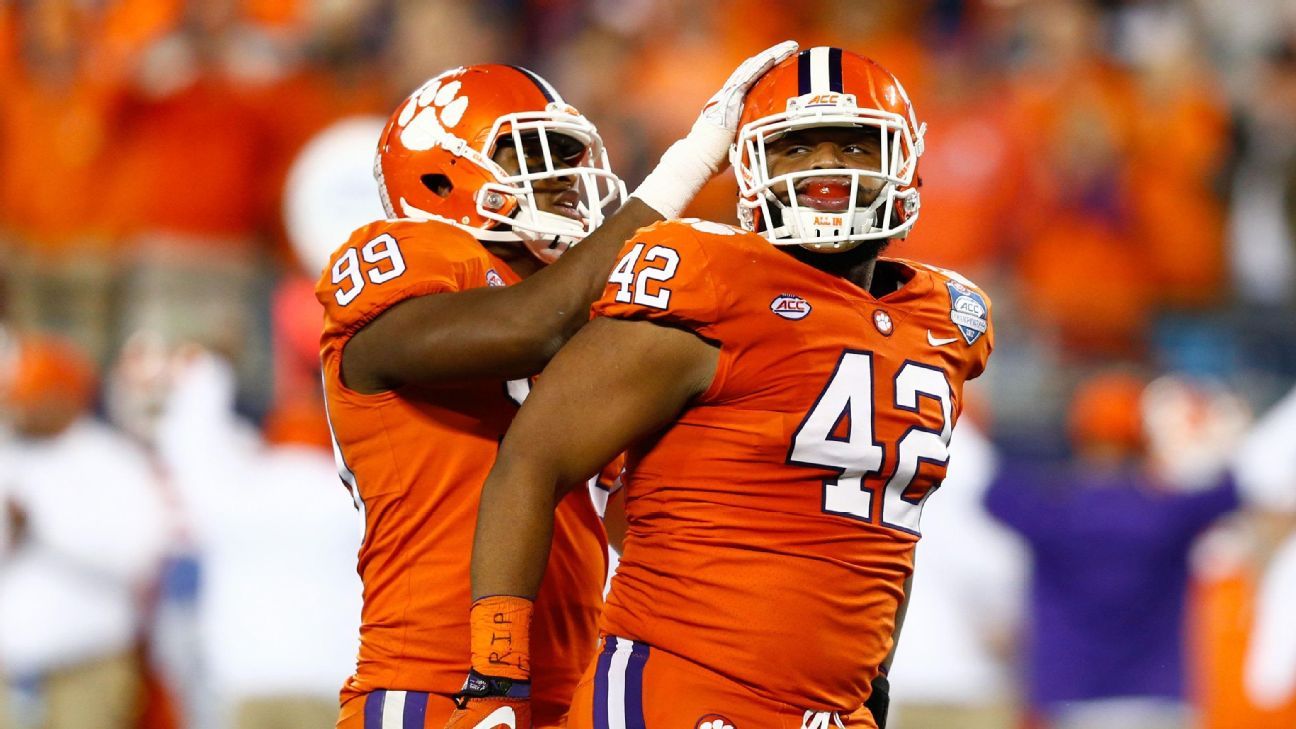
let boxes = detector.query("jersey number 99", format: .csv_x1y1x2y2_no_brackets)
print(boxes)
332,234,408,306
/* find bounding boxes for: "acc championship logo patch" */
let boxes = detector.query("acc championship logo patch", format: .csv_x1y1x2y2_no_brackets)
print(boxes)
946,281,987,344
695,715,736,729
485,269,506,287
770,294,812,320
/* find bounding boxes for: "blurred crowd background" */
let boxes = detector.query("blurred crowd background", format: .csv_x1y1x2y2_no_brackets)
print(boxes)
1,0,1295,728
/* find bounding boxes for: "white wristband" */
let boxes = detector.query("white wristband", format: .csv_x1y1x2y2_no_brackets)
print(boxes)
630,119,733,220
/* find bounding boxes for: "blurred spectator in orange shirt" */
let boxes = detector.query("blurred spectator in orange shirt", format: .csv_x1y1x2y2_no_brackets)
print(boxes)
245,0,392,266
1190,526,1296,729
1190,382,1296,729
1016,215,1154,357
796,0,932,102
0,0,128,362
106,0,285,407
902,36,1023,282
1001,1,1152,357
1117,4,1230,308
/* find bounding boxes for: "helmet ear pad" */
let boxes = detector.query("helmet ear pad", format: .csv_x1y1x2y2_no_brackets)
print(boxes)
431,154,522,225
384,151,518,225
420,173,453,198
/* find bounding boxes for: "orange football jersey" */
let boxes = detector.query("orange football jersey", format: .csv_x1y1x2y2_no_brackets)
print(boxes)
590,219,993,712
317,218,608,724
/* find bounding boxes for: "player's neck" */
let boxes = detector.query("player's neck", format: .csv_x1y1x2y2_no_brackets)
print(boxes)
786,240,894,296
481,241,544,279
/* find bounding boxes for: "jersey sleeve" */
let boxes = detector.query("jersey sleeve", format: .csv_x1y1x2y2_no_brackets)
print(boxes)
316,220,486,346
591,220,724,338
920,261,995,381
969,288,994,380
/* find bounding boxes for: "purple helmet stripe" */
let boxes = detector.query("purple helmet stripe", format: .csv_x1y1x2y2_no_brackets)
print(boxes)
828,47,844,93
797,50,812,95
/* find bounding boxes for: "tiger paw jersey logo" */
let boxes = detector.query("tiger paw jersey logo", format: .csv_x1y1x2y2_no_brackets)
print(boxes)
395,71,471,152
873,309,893,336
695,715,735,729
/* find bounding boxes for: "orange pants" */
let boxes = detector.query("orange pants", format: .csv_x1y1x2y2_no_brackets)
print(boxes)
565,636,878,729
337,691,457,729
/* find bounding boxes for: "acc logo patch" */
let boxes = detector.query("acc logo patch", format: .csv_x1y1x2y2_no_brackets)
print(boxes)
485,269,506,287
946,281,987,344
770,294,812,320
695,715,736,729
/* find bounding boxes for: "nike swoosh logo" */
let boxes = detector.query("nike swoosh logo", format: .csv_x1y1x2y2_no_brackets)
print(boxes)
473,706,516,729
927,331,958,346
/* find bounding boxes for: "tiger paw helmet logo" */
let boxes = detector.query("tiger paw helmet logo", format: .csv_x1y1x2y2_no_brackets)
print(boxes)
695,715,735,729
394,71,472,153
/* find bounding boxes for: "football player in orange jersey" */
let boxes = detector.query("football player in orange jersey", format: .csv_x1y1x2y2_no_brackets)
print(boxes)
460,48,994,729
321,45,798,729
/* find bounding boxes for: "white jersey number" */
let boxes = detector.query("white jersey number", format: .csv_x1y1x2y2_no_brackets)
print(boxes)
788,350,953,535
332,233,408,306
609,242,679,310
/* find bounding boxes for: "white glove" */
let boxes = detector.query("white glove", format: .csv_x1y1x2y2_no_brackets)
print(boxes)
633,40,799,219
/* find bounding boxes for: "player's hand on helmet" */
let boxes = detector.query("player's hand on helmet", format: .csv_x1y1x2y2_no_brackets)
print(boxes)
632,40,798,219
698,40,799,134
444,669,531,729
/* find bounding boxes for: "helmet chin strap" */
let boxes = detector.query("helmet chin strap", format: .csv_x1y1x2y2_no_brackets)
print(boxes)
398,196,579,264
763,193,885,252
512,210,584,264
400,188,590,265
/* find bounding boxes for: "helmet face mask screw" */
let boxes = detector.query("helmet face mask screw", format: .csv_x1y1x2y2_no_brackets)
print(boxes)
483,191,506,210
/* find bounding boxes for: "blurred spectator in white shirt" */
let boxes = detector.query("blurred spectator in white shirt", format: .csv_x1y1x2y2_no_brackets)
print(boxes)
0,333,168,729
1235,384,1296,710
154,348,361,729
888,418,1028,729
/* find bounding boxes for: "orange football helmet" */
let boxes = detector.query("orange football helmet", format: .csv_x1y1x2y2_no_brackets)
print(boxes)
732,47,926,250
375,64,625,263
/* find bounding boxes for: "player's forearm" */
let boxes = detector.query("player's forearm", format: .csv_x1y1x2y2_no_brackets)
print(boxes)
503,103,757,349
508,197,662,343
471,460,565,600
408,199,663,381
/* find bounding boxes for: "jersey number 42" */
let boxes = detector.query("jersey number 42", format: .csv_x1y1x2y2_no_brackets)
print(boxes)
788,350,953,535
